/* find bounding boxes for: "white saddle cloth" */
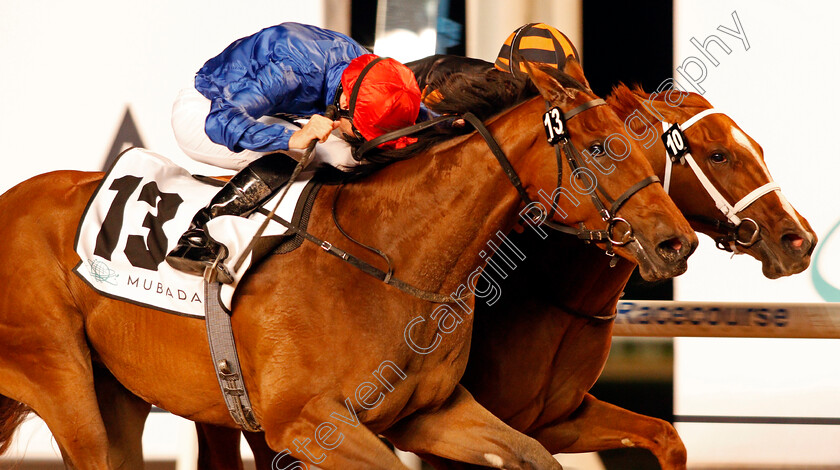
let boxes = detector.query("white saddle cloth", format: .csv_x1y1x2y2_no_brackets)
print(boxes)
74,147,315,317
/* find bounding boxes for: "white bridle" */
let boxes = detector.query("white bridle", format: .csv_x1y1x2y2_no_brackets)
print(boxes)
661,108,781,227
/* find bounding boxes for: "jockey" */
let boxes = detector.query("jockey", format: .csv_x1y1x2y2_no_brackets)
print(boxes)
167,22,422,282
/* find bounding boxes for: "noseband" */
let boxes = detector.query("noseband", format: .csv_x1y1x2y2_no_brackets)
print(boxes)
460,98,659,261
357,96,660,263
660,109,781,251
536,98,660,258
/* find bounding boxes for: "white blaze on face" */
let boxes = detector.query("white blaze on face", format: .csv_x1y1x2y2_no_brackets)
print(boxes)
729,126,807,233
730,126,772,180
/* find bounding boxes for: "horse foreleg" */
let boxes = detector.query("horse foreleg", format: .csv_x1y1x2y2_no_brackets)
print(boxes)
195,423,244,470
531,393,686,470
384,385,562,470
262,398,410,470
0,306,113,469
194,424,278,470
243,430,280,469
94,366,151,470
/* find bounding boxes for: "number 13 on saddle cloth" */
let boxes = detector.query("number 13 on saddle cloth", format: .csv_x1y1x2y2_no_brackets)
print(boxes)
74,146,325,318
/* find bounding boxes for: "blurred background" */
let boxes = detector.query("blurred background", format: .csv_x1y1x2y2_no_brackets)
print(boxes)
1,0,839,469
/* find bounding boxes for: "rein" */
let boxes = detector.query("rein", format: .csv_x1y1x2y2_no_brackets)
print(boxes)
357,96,658,262
660,108,780,252
271,96,658,304
533,99,660,259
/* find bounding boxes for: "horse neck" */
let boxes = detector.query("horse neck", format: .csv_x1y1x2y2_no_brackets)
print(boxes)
532,233,636,316
337,99,544,295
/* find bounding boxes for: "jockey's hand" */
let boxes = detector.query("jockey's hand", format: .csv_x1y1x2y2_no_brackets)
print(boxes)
288,115,339,149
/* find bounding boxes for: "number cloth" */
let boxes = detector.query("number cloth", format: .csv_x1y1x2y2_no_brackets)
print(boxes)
74,148,317,317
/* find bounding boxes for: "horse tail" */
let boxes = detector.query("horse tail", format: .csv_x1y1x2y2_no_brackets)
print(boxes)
0,394,29,456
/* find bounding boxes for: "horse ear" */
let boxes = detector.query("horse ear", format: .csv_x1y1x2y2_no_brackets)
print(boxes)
562,57,591,90
521,59,577,107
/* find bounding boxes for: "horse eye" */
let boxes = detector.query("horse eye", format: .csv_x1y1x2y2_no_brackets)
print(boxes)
709,152,728,164
588,143,605,156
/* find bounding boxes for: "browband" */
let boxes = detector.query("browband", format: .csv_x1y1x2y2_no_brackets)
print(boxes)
661,109,782,227
564,98,606,120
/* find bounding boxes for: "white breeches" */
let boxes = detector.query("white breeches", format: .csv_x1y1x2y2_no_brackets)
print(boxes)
171,87,360,171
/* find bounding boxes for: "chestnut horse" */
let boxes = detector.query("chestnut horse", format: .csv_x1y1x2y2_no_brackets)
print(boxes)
185,64,817,469
427,86,816,470
0,61,696,469
413,61,815,469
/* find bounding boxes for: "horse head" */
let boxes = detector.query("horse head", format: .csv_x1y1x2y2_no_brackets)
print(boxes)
610,85,816,279
517,59,698,281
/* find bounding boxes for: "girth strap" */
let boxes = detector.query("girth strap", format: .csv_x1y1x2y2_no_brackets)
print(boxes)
204,280,261,432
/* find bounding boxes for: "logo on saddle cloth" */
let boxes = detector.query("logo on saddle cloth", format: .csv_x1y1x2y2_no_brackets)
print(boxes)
73,148,313,318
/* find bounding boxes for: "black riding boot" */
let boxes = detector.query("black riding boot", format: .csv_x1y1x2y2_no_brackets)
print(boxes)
165,155,295,283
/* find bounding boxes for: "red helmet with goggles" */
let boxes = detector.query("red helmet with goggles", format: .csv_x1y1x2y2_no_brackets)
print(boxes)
340,54,421,149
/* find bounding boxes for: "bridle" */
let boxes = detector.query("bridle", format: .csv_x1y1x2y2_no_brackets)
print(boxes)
310,95,661,303
357,96,660,263
485,97,660,260
544,99,660,257
660,109,781,252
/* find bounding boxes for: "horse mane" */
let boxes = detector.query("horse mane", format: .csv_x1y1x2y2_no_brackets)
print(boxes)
421,67,538,119
606,82,713,120
422,64,590,120
345,64,589,176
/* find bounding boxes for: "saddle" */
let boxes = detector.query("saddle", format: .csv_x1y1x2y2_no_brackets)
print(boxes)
74,147,320,317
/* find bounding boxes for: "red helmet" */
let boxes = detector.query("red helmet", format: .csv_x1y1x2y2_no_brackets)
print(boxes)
340,54,421,149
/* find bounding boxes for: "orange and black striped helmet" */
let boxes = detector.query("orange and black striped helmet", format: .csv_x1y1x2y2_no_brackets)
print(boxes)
494,23,580,78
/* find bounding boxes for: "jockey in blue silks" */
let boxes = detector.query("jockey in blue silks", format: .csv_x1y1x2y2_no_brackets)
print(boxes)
167,22,423,282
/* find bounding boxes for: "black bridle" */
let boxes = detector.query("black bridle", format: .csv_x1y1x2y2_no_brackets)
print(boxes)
686,214,761,252
543,99,659,256
354,96,659,261
461,98,659,260
281,96,661,303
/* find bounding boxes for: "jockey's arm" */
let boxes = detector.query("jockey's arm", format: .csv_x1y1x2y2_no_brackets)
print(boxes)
203,80,296,153
288,115,339,149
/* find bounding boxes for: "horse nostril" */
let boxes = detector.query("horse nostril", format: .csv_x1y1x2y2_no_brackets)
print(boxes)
787,234,804,248
656,237,684,261
669,238,683,253
782,232,811,255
